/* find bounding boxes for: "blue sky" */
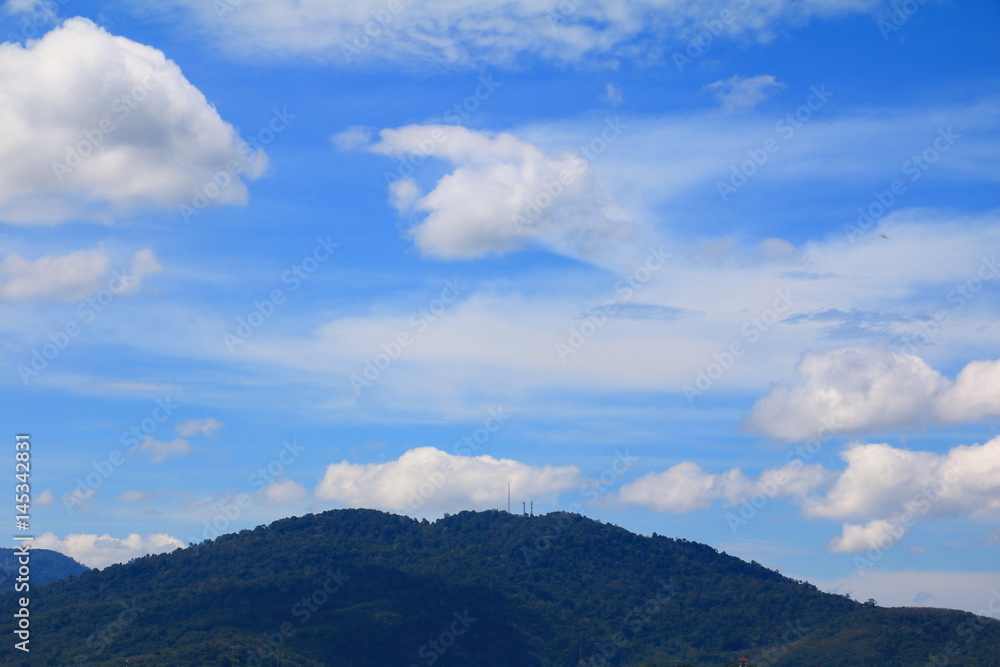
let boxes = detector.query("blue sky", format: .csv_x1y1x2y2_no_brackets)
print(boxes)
2,0,999,616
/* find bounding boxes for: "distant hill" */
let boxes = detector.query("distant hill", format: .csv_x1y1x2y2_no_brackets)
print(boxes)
2,509,998,665
0,546,88,587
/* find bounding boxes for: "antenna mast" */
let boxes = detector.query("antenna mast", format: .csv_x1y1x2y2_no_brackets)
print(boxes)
507,482,511,513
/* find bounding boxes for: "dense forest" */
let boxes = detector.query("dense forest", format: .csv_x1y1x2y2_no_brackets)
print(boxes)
3,509,998,665
0,547,88,587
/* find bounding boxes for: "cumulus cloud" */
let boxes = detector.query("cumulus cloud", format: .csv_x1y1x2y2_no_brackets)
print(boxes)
935,359,1000,423
617,460,828,513
827,519,903,553
315,446,581,513
35,531,183,568
0,17,267,224
152,0,880,66
354,124,635,260
34,489,53,506
616,436,1000,554
174,417,224,437
261,477,309,504
746,347,1000,441
804,436,1000,552
137,436,191,463
0,247,160,301
704,74,784,112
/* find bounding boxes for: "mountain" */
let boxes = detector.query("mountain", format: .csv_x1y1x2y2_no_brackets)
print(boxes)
3,509,998,666
0,546,88,586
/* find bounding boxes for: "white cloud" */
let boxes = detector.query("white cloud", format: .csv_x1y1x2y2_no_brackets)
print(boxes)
0,249,108,301
936,359,1000,423
117,490,155,503
358,124,636,262
138,436,191,463
35,489,53,506
4,0,48,15
115,248,162,295
261,477,308,504
803,436,1000,552
331,125,371,151
0,247,160,301
827,518,905,553
746,347,1000,441
617,460,828,513
830,437,1000,522
604,83,624,107
315,446,581,514
34,531,183,569
0,17,267,224
616,436,1000,554
174,417,224,437
704,74,784,112
151,0,880,66
173,211,998,422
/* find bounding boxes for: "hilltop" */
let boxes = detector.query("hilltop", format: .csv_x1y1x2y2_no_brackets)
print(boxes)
0,546,87,586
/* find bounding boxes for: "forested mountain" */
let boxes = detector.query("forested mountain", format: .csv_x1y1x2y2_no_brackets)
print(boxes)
0,547,87,586
3,509,998,665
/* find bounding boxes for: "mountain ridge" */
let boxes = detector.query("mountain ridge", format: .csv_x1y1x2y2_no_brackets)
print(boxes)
3,508,998,665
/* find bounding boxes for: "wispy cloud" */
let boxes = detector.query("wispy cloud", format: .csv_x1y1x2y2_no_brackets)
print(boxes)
704,74,784,112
